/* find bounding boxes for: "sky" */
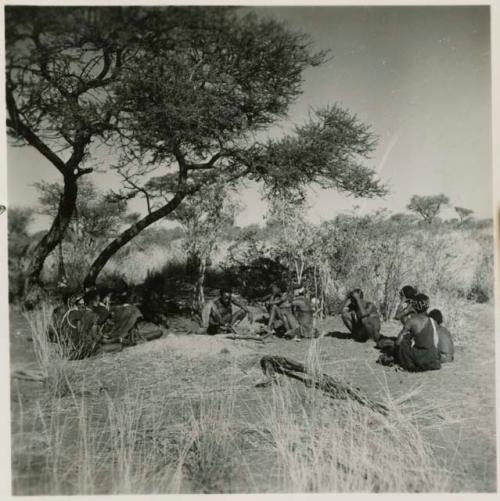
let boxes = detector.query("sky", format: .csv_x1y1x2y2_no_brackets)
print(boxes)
6,5,492,230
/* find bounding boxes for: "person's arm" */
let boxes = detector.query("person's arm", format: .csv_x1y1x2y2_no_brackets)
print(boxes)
351,293,370,318
396,317,415,346
339,296,352,314
268,294,283,306
232,298,253,322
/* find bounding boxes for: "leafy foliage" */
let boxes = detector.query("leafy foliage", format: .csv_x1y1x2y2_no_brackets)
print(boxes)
407,194,450,224
86,7,386,285
454,206,474,225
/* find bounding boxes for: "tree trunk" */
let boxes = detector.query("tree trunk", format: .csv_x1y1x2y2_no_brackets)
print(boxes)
57,242,67,284
23,175,78,308
193,259,206,313
83,192,186,288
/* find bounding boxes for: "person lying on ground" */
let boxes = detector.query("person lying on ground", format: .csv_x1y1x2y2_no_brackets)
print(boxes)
340,289,381,343
428,308,454,363
94,287,162,346
391,294,441,372
205,288,253,335
394,285,419,323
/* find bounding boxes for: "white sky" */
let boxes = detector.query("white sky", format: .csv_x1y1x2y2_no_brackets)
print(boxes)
6,5,492,230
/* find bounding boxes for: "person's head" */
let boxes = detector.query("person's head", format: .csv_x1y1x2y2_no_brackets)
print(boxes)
428,309,443,325
349,288,364,300
293,286,305,297
270,283,282,295
83,288,100,307
220,287,232,306
400,285,418,301
413,293,430,313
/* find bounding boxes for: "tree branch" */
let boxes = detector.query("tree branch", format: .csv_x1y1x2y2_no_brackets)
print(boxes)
186,151,224,170
6,85,66,175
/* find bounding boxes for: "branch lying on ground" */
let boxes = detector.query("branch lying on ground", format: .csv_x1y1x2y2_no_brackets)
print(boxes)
259,355,389,415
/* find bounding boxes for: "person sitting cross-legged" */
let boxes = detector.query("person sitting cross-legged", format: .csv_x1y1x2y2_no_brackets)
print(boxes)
393,294,441,372
340,288,381,343
204,288,253,335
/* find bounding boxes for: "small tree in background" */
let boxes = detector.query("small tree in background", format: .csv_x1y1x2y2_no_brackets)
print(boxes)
407,194,450,224
173,184,240,311
455,206,474,226
265,194,316,287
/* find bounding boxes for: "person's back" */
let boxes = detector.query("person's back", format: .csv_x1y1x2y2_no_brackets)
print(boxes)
292,295,318,338
397,310,441,371
437,324,454,363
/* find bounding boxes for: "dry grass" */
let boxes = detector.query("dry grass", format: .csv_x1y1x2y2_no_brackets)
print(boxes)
251,341,450,493
11,330,454,495
23,304,70,396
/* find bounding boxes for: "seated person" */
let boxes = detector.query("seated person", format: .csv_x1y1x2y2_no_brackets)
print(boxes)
287,287,320,339
204,288,253,335
51,289,122,359
394,285,419,323
340,289,381,343
393,294,441,372
264,283,289,333
428,309,454,363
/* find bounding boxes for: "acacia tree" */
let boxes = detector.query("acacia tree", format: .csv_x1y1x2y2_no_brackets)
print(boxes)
7,6,232,303
455,206,474,225
407,194,450,224
83,9,386,287
5,6,152,305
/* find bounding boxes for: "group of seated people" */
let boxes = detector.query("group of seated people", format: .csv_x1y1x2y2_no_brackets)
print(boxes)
51,286,162,359
340,285,454,371
53,278,454,372
201,284,320,340
201,282,454,372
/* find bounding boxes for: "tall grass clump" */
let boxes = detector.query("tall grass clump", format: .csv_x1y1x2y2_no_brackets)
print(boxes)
182,389,241,493
23,303,70,396
14,383,185,495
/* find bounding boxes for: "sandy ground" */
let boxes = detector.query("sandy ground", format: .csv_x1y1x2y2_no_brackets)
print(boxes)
9,302,497,493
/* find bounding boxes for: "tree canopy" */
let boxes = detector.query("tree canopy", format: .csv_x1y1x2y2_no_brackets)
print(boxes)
454,206,474,225
6,6,388,292
83,7,386,287
407,194,450,224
